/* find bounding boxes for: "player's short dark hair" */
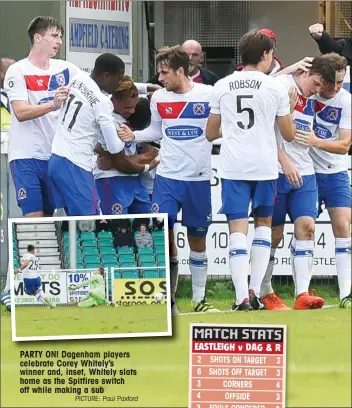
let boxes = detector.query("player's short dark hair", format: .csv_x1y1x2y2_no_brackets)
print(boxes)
112,75,138,100
239,30,276,67
156,45,190,77
27,244,35,252
27,16,64,45
93,53,125,76
128,98,151,130
309,55,339,85
98,266,104,276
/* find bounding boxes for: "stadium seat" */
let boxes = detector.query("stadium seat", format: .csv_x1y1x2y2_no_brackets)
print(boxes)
122,271,139,279
85,262,100,269
120,261,137,268
114,271,121,279
157,254,166,264
81,239,97,248
83,247,99,256
139,254,155,264
159,268,166,278
99,238,113,248
143,270,160,279
153,237,165,246
68,255,84,264
64,236,80,245
117,247,134,255
140,261,157,269
80,232,96,240
76,263,85,269
152,230,164,237
84,255,100,264
100,247,116,256
102,254,117,264
98,231,113,239
119,254,136,263
154,245,165,255
104,262,119,269
137,247,154,255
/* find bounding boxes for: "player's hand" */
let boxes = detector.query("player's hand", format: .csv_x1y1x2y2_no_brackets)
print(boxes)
14,269,21,275
282,160,303,189
68,285,77,291
289,88,299,113
97,155,115,170
309,23,324,39
149,155,160,170
295,128,319,148
292,57,313,73
53,86,69,109
118,124,135,142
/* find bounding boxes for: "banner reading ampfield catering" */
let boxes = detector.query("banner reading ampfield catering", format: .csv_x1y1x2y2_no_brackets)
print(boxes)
175,154,351,276
66,1,132,74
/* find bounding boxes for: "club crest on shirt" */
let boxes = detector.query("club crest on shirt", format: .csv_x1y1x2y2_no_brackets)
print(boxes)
152,203,159,213
326,108,339,121
55,73,66,86
193,103,205,116
112,203,123,214
18,188,27,200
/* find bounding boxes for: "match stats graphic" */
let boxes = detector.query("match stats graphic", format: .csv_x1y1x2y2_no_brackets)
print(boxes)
189,324,287,408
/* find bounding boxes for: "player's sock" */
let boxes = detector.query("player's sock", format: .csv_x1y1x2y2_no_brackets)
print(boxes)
78,297,98,308
335,238,351,300
260,247,276,297
189,250,208,305
35,289,47,305
290,236,297,294
294,240,314,296
249,226,271,297
170,256,179,304
229,232,249,305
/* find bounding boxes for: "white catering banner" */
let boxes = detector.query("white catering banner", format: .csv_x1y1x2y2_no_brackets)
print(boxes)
14,270,94,305
66,1,133,74
176,155,351,276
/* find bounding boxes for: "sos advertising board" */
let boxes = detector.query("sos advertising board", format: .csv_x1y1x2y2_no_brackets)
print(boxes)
175,154,351,276
66,1,132,74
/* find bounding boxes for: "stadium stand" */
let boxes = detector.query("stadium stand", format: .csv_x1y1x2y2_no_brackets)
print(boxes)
15,223,62,270
59,220,166,279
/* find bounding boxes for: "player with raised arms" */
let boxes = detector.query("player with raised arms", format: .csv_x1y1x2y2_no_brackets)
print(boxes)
206,30,296,311
294,54,351,309
118,45,218,314
14,244,55,309
4,16,80,217
68,266,114,308
260,54,337,311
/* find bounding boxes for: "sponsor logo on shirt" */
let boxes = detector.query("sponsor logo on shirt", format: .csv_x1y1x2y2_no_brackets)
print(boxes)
165,125,203,140
313,122,332,139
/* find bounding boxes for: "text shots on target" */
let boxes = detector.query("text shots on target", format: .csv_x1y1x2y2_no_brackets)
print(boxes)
189,324,287,408
19,350,138,403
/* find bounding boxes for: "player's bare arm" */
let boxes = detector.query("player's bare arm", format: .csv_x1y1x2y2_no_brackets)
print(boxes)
276,114,296,142
14,259,29,275
205,113,222,141
11,86,68,122
278,148,303,188
98,149,159,174
296,127,351,154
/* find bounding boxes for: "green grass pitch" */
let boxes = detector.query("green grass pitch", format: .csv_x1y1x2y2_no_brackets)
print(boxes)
14,303,168,338
1,295,351,408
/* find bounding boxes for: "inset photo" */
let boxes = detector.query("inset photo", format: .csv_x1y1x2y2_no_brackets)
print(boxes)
9,214,171,341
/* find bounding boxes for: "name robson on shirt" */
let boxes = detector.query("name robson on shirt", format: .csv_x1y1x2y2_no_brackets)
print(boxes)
165,125,203,141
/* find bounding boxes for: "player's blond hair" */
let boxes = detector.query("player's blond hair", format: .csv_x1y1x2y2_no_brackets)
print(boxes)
112,76,138,100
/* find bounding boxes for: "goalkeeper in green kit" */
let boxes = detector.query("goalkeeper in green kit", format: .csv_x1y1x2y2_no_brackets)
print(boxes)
68,267,116,308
